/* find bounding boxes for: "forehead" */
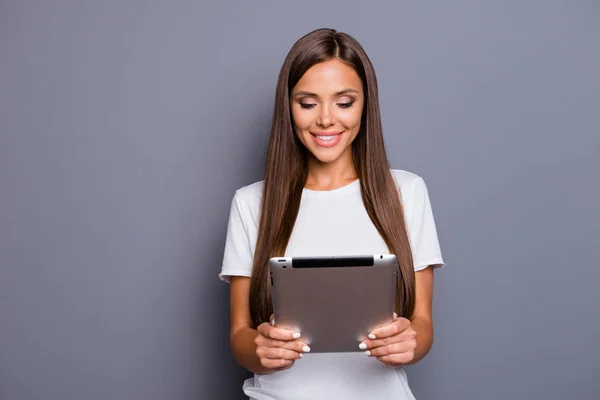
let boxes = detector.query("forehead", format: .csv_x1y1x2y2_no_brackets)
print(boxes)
293,59,363,95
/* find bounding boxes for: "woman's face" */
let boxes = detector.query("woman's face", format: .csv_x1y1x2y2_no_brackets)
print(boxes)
290,59,364,165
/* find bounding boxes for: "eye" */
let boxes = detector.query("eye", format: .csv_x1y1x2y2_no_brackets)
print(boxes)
299,103,317,109
338,101,354,109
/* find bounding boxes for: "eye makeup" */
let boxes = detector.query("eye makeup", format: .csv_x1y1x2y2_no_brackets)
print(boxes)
297,98,356,109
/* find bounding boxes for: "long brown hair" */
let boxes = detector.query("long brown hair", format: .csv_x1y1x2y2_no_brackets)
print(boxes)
249,28,415,327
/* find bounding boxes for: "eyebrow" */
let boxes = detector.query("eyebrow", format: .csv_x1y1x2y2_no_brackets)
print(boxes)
292,88,359,97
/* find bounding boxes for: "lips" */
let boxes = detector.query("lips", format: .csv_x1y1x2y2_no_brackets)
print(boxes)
310,131,344,148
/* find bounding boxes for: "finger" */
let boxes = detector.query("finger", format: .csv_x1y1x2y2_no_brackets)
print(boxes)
260,358,295,371
365,340,416,357
258,338,311,354
377,351,415,366
280,339,311,354
254,332,310,353
257,323,301,341
360,328,416,349
259,346,303,361
368,317,411,339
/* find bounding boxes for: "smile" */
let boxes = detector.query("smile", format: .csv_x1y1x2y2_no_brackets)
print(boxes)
310,131,344,148
315,135,337,141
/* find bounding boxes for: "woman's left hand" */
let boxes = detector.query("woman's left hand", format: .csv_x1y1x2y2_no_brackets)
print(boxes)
359,313,417,367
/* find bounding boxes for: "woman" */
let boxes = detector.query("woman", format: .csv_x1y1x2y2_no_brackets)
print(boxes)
219,28,445,399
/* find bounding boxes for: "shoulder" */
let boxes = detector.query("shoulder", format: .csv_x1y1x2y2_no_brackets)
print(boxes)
390,169,426,192
234,180,263,202
231,180,263,218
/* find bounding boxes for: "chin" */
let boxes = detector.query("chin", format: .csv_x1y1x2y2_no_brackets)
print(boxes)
308,148,345,164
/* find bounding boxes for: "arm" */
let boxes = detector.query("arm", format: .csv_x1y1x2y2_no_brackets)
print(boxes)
407,265,434,364
229,276,268,374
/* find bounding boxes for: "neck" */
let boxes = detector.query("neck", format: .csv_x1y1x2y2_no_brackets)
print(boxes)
305,149,358,191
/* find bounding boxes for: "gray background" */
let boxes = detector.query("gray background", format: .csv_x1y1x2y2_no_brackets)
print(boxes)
1,1,599,399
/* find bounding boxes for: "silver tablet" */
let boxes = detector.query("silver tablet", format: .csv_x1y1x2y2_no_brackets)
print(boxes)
269,254,397,353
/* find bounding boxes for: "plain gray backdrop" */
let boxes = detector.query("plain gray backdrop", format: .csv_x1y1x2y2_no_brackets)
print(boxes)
1,1,599,399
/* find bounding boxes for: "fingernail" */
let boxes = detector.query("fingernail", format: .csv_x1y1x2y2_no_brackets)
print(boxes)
359,343,367,350
293,332,301,339
302,345,311,353
365,350,371,356
299,353,303,358
368,334,376,340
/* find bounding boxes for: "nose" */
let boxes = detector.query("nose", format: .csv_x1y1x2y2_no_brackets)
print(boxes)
316,104,334,127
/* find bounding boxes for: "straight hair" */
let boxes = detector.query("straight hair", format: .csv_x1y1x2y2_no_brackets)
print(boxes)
249,28,416,327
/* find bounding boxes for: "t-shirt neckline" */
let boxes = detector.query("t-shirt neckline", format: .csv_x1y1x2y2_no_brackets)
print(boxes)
302,179,361,197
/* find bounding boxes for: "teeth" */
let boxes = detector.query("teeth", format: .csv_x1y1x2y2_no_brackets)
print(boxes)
316,135,338,141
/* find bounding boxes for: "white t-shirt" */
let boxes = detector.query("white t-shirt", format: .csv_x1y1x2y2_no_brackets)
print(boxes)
219,169,445,400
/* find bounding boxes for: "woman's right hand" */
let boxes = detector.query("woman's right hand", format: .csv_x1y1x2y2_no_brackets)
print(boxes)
255,316,310,372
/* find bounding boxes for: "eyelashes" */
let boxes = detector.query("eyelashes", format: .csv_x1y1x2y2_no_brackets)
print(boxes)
299,102,355,109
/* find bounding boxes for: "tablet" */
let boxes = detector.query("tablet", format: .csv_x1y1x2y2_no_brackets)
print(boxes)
269,254,397,353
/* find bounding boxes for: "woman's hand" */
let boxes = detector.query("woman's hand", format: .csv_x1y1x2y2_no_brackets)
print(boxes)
255,315,311,372
359,313,417,367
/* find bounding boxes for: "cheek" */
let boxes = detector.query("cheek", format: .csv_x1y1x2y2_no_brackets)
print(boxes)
339,108,363,131
291,107,312,130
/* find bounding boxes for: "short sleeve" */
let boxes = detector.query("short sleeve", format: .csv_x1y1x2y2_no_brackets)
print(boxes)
219,192,254,283
404,176,445,272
